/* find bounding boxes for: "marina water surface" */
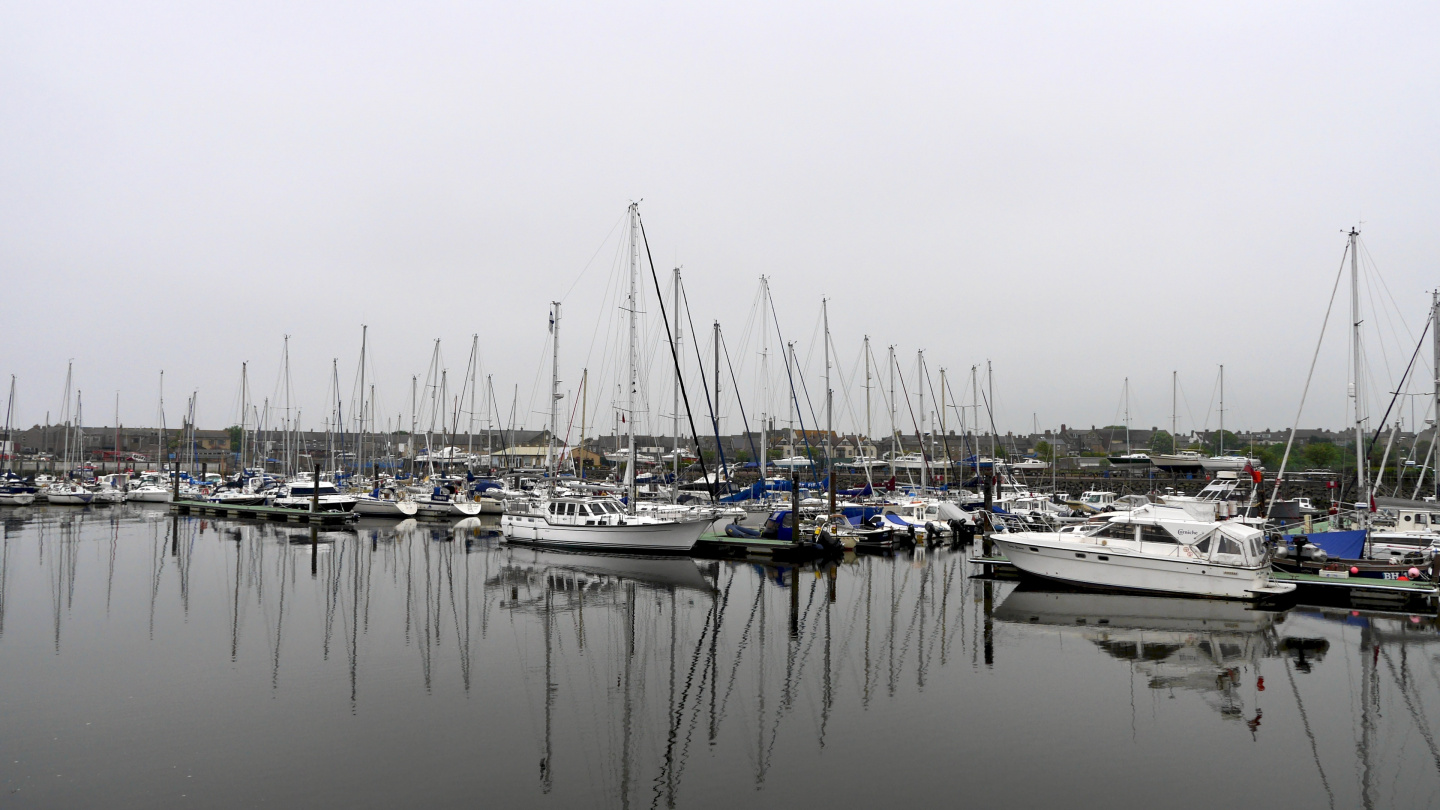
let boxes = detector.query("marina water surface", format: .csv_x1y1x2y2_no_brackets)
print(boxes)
1,505,1437,808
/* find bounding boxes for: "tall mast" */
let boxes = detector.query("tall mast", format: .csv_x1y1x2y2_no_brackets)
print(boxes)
113,391,119,476
548,301,560,478
486,374,494,469
1171,370,1177,449
823,298,832,485
788,343,797,459
157,369,165,470
971,365,978,478
940,367,947,489
579,369,588,480
918,350,927,491
760,276,769,477
672,268,682,499
1124,377,1130,454
987,361,995,462
714,320,721,484
1218,364,1225,456
1350,227,1367,516
888,345,897,476
4,375,14,474
1433,289,1439,501
60,361,72,470
467,333,477,470
863,335,872,442
358,325,367,478
626,203,639,513
240,362,249,474
282,335,292,477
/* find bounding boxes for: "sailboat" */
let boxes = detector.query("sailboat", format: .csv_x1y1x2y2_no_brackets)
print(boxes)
1106,378,1151,468
501,205,708,554
0,376,37,506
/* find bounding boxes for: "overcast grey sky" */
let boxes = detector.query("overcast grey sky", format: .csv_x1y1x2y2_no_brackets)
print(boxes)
3,1,1438,441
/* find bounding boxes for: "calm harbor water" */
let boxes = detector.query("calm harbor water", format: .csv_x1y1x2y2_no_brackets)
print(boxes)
1,506,1438,808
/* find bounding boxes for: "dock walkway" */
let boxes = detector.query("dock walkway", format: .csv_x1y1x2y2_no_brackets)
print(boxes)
169,500,356,525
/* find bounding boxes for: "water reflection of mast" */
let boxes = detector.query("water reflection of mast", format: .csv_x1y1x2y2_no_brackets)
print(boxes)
272,530,290,690
1359,622,1375,810
621,582,635,810
1378,645,1440,776
1280,651,1335,810
106,510,118,614
0,516,9,637
862,557,873,706
150,516,165,639
231,535,242,661
539,586,553,794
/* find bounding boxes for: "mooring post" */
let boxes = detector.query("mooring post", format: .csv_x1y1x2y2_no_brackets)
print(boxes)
311,464,320,514
172,457,180,501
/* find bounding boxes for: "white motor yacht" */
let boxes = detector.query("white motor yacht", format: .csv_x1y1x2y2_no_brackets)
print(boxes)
991,504,1295,600
125,477,174,504
502,495,708,553
273,480,357,512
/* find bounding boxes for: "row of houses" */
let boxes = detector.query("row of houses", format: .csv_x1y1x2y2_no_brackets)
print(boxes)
5,421,1407,469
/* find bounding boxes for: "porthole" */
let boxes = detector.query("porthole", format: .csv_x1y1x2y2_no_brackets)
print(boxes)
1029,547,1039,553
1098,555,1110,561
1075,553,1086,559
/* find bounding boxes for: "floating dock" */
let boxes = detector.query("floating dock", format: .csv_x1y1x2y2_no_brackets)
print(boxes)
169,500,357,525
693,533,827,561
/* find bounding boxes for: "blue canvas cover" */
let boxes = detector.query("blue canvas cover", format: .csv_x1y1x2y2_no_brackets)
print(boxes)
1298,530,1367,560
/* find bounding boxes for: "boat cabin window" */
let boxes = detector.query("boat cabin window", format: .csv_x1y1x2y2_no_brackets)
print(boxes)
1216,536,1243,557
548,502,559,515
1137,524,1177,544
1194,536,1211,555
1091,523,1135,541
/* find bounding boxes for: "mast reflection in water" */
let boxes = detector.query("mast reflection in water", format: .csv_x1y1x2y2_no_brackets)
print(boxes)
0,505,1438,808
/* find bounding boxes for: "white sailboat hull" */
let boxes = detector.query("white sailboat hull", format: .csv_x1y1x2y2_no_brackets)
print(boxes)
501,513,706,553
354,496,420,517
0,493,35,506
126,487,174,503
992,532,1287,600
413,497,483,517
47,491,94,505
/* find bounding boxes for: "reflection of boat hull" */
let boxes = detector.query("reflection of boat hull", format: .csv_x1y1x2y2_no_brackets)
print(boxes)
995,586,1273,632
501,513,706,553
515,548,716,592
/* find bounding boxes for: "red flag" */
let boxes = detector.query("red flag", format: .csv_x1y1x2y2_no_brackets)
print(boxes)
885,475,896,492
1370,494,1377,513
1243,462,1262,484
